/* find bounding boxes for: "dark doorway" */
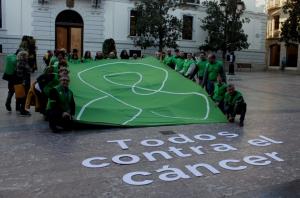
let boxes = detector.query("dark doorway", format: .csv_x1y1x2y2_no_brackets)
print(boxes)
269,44,280,66
55,10,84,57
286,44,298,67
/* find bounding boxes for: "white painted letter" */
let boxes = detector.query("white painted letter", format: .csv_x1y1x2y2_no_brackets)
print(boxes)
264,152,284,162
219,159,247,171
82,157,110,168
168,147,192,158
107,139,132,150
123,171,153,186
112,154,140,165
156,165,190,181
190,146,205,155
248,139,271,147
259,136,283,144
186,163,220,176
194,134,216,141
211,144,237,152
141,139,164,147
143,151,173,162
168,134,195,144
218,131,239,138
244,156,271,166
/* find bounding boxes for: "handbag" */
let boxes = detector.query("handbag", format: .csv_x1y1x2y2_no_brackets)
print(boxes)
14,84,26,98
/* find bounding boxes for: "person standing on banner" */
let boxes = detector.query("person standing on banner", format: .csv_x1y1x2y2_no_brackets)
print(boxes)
2,52,17,111
46,75,75,133
15,50,32,116
228,51,236,75
202,54,226,96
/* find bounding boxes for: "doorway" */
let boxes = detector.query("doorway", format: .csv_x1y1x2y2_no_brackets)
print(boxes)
269,44,280,66
55,10,83,57
286,44,298,67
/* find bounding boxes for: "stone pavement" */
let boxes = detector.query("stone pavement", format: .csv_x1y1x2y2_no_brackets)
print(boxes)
0,71,299,198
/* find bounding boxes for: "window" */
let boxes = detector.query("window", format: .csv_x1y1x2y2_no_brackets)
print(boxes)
130,10,138,36
182,15,193,40
182,0,200,5
274,15,280,30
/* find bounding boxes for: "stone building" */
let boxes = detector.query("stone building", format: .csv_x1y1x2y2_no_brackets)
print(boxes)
0,0,267,70
266,0,300,71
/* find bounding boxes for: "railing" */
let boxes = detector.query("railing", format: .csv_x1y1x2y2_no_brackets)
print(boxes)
267,29,281,39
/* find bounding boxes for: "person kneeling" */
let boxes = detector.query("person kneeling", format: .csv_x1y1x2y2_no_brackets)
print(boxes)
46,75,75,133
224,84,246,127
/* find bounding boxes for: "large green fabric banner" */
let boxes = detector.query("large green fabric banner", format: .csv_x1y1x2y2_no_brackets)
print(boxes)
69,57,227,126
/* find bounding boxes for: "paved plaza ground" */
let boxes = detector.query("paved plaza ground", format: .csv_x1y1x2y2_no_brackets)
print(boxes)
0,71,299,198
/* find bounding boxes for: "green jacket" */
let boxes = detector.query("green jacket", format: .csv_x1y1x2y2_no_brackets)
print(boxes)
182,59,195,74
46,84,75,114
174,57,185,71
4,54,17,75
197,60,208,78
212,82,227,102
224,91,244,107
49,56,58,67
43,74,60,97
163,55,174,66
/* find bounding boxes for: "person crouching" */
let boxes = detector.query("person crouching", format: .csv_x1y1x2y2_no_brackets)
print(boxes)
46,75,75,133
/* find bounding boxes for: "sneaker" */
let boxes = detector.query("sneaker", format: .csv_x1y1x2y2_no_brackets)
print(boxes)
239,122,244,127
20,110,31,116
5,103,12,112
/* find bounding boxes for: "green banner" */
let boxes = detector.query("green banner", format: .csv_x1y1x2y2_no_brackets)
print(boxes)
69,57,227,126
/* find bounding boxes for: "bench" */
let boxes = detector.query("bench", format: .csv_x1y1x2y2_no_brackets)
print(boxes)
237,63,252,72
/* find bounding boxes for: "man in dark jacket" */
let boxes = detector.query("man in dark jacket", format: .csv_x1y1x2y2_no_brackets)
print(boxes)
46,75,75,132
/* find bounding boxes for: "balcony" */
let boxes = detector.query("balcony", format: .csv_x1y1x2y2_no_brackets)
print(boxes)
267,0,281,11
267,29,281,39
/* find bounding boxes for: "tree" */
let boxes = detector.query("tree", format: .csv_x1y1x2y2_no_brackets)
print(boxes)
132,0,182,51
200,0,250,59
280,0,300,44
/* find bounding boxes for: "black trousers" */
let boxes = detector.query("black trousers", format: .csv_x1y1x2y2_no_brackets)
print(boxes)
47,109,73,131
224,103,247,123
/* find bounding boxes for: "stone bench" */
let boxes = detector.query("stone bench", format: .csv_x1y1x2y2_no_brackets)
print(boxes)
237,63,252,72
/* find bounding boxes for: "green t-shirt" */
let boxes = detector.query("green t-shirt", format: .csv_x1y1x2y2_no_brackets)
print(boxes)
197,60,208,78
82,58,93,63
224,91,244,106
163,55,174,66
4,54,17,75
174,57,185,71
182,59,195,74
69,58,81,64
212,82,227,102
206,61,223,81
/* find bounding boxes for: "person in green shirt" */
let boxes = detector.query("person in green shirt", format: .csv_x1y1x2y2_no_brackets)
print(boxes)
174,50,185,72
224,84,247,127
82,51,93,63
202,53,226,96
69,48,81,64
180,53,195,77
46,75,75,132
163,49,175,69
2,53,17,111
212,74,227,113
196,52,208,85
49,49,59,67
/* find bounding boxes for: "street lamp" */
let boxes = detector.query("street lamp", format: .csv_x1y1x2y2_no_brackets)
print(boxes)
219,0,245,75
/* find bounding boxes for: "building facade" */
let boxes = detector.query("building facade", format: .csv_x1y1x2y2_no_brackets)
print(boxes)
266,0,300,70
0,0,267,70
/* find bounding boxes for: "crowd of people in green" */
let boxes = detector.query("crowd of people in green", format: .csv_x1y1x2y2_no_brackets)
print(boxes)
2,37,246,132
157,49,246,127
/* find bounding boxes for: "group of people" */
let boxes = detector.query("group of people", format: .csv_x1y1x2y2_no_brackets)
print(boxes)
3,44,246,133
3,48,75,132
158,49,247,127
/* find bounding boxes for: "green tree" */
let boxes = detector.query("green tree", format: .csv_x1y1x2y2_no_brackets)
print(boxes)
132,0,182,51
200,0,250,59
280,0,300,43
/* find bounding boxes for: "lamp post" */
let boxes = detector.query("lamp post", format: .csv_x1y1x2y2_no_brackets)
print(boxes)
219,0,245,75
